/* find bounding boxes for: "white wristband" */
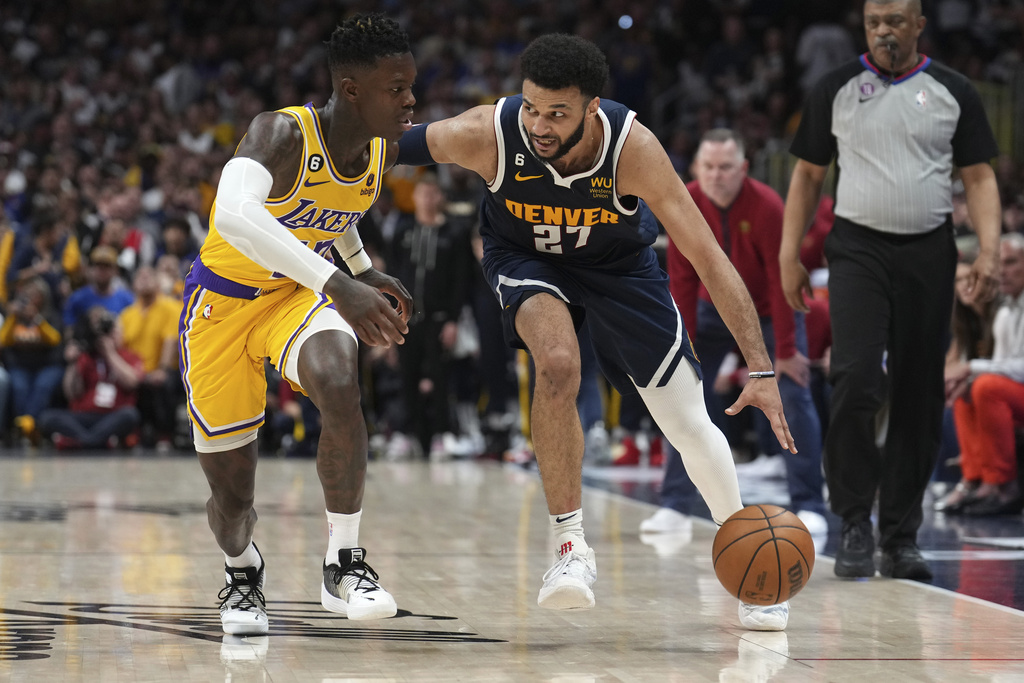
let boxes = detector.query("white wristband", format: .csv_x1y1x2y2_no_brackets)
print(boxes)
345,248,372,276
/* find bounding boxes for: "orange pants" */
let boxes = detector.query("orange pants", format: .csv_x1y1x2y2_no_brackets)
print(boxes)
953,373,1024,485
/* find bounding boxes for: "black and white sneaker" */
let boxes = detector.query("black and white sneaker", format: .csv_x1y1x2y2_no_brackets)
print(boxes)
321,547,397,620
218,547,268,635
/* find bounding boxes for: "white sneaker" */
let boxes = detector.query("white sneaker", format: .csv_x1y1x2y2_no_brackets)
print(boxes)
738,601,790,631
734,454,787,480
321,548,397,620
429,434,451,461
385,433,421,461
796,509,829,536
639,507,692,533
218,551,268,635
537,534,597,610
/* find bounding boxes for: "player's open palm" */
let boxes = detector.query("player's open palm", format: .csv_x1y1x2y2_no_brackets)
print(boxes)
324,271,409,348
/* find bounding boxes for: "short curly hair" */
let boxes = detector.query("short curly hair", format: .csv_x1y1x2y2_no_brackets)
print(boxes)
326,13,410,73
519,34,608,100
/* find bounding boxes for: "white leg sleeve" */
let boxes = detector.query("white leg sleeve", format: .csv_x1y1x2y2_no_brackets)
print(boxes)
634,362,743,525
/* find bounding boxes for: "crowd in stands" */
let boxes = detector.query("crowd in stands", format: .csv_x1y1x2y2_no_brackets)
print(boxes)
1,1,1023,473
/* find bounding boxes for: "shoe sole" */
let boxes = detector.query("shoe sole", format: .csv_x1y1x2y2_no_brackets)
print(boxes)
321,584,398,620
222,618,269,636
739,617,788,631
537,583,595,610
834,559,876,578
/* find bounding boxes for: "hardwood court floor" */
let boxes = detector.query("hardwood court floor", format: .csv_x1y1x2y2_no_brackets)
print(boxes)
1,453,1023,682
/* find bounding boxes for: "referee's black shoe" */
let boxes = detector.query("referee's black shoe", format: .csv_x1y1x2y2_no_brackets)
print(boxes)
879,542,933,582
834,519,876,578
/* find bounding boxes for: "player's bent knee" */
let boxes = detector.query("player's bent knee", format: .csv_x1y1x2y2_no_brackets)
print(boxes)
305,370,361,410
532,345,580,380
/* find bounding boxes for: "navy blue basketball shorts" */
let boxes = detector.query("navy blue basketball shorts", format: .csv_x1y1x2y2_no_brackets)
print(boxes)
480,247,701,394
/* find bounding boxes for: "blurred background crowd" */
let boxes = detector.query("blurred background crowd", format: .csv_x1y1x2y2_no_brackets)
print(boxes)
1,0,1022,465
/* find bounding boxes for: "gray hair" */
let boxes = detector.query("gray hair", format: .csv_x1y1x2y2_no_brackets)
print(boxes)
1002,232,1024,253
698,128,746,159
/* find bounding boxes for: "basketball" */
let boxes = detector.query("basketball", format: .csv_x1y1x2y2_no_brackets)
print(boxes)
712,504,815,605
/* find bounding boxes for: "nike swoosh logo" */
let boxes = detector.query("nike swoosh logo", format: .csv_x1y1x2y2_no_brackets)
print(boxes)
515,171,544,181
859,96,873,103
304,178,330,187
555,513,577,523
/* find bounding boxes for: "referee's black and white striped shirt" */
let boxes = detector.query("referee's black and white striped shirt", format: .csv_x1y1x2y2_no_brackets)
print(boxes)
791,54,999,235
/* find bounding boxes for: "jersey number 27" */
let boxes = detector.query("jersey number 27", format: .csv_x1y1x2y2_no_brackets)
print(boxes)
534,225,592,254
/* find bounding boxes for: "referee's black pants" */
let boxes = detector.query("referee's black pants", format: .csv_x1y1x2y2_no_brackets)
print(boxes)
824,217,956,550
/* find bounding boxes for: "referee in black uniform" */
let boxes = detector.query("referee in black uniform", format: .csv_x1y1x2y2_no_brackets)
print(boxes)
778,0,1001,581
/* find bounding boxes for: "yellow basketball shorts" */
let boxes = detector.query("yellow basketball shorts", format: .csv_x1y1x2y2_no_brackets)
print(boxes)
178,260,351,448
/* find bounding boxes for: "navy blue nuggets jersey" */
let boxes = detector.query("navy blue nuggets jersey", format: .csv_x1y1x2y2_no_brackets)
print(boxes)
480,95,660,267
478,95,700,393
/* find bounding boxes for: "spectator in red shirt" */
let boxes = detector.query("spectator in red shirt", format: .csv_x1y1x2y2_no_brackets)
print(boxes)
37,305,144,449
641,128,826,536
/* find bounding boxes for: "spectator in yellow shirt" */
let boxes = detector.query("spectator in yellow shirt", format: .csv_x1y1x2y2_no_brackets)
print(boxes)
1,277,60,443
118,265,182,449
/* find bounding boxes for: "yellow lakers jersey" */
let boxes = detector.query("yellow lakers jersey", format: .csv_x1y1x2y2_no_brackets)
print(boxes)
200,104,385,289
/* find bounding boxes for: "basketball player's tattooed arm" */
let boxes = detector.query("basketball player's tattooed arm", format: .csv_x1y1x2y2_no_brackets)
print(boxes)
217,113,409,347
617,121,796,454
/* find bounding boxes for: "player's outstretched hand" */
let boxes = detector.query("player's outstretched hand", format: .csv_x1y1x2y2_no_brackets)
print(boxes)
323,271,410,347
724,378,797,454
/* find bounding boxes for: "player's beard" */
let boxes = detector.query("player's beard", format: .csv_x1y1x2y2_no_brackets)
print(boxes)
526,114,587,162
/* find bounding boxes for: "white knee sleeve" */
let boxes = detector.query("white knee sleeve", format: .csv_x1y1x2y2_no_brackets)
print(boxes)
635,363,742,525
194,427,259,453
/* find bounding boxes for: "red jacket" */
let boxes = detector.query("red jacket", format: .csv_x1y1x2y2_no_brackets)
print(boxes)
669,177,797,359
69,348,144,413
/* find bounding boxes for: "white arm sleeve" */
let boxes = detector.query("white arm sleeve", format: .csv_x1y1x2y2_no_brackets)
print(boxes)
213,157,339,292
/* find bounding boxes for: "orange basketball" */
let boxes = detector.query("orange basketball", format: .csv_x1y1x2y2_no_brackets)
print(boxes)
712,504,815,605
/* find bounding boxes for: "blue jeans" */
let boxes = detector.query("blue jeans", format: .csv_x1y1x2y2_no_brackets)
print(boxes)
9,364,64,419
37,407,141,448
660,300,826,515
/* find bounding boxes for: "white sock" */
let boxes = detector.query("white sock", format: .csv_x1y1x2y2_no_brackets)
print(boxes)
326,509,361,565
550,509,586,551
225,541,261,569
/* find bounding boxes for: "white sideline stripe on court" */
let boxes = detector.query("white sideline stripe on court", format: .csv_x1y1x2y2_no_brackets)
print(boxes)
923,550,1024,560
962,536,1024,549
